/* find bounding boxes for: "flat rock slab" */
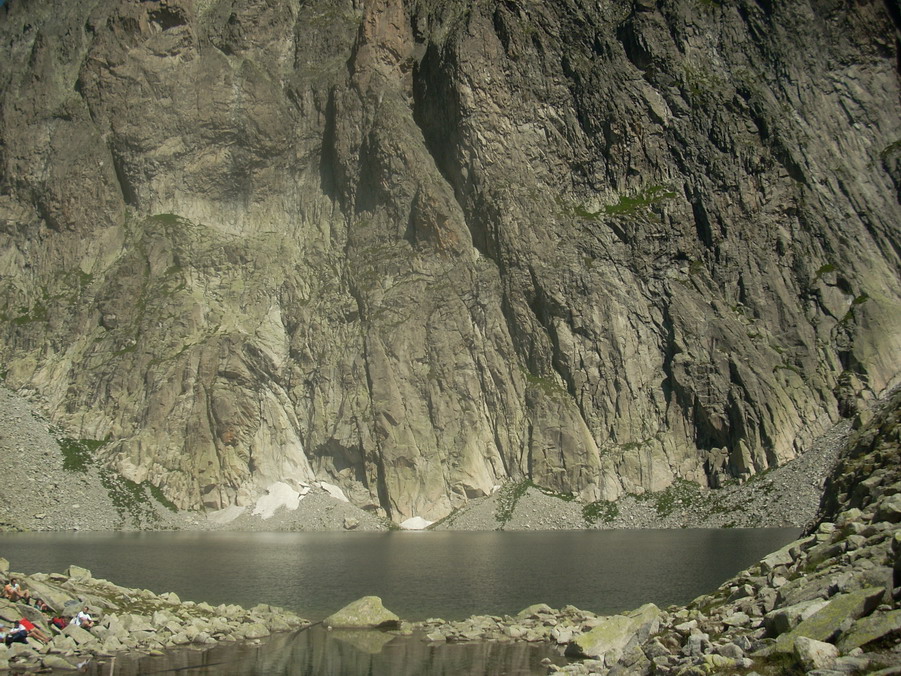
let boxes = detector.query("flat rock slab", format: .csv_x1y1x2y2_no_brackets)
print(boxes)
323,596,400,629
837,609,901,652
771,587,885,654
42,654,79,671
63,623,96,646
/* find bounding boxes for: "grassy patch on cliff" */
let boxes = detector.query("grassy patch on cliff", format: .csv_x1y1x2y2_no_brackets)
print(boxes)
603,185,677,217
58,436,178,523
634,478,707,517
59,438,106,472
561,185,677,223
101,471,179,525
495,479,533,526
583,500,619,525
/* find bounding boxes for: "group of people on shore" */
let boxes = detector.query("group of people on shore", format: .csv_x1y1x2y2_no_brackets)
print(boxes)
2,576,94,646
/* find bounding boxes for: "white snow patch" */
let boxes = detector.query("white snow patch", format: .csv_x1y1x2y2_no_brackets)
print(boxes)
399,516,433,530
206,505,246,525
252,482,303,519
318,481,349,502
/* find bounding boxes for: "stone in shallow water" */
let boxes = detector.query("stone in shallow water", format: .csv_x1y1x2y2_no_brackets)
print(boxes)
517,603,555,619
42,654,78,671
323,596,400,629
66,565,92,582
242,623,270,639
332,629,396,654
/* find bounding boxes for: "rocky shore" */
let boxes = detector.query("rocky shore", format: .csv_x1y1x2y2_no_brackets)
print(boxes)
0,559,307,673
403,389,901,674
0,390,898,674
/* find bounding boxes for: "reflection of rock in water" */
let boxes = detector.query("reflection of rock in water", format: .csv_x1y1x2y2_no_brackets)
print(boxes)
287,626,567,676
329,629,397,654
83,626,567,675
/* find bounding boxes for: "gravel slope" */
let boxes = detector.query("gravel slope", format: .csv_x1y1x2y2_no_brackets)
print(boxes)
0,382,876,533
433,415,853,532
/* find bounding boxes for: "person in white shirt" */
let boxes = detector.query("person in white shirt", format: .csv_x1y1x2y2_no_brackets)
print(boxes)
72,607,94,629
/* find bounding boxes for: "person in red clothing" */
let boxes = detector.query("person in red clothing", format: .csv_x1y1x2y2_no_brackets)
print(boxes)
14,618,50,644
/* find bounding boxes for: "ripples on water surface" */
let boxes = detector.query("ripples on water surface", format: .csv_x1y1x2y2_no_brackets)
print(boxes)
1,529,799,621
1,528,800,675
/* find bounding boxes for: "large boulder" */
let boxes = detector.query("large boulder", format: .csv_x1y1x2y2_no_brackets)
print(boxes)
41,655,79,671
565,603,661,663
322,596,400,629
63,624,97,647
760,541,799,574
66,566,92,583
764,599,830,637
874,495,901,524
0,600,19,623
837,609,901,652
794,636,839,671
771,587,885,653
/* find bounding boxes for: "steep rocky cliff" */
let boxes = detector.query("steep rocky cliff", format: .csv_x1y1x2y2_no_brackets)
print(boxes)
0,0,898,521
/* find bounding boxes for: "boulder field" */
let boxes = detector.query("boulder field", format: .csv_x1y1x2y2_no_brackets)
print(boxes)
0,560,307,672
2,390,898,674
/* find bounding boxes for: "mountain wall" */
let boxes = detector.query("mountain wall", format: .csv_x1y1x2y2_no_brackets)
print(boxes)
0,0,899,521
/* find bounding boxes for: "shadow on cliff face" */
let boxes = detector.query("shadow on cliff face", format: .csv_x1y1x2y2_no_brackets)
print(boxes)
0,0,898,522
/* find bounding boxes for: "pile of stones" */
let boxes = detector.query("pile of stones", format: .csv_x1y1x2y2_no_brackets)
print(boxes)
0,560,308,672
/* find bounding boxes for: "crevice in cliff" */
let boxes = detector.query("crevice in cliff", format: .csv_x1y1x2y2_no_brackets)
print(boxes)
884,0,901,74
109,147,139,208
686,186,715,249
318,88,341,202
351,302,394,521
410,41,496,262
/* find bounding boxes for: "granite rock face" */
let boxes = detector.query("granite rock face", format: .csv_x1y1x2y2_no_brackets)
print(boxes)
0,0,898,520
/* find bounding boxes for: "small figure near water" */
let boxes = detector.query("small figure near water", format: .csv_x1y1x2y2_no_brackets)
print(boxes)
72,606,94,629
17,618,50,643
3,618,49,645
3,577,31,603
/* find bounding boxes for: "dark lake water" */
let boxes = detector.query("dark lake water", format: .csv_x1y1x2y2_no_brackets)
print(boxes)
0,528,800,675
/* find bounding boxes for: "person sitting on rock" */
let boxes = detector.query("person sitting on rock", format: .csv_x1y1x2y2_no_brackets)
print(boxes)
72,606,94,629
3,578,31,603
31,597,52,613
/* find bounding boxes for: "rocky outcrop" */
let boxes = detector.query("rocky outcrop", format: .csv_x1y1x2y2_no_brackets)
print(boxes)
0,0,898,521
0,560,307,672
323,596,401,630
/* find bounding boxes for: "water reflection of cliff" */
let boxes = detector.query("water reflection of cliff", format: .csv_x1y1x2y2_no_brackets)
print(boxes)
82,626,567,675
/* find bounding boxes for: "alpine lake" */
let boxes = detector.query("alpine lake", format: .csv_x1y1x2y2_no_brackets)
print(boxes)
0,528,800,675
